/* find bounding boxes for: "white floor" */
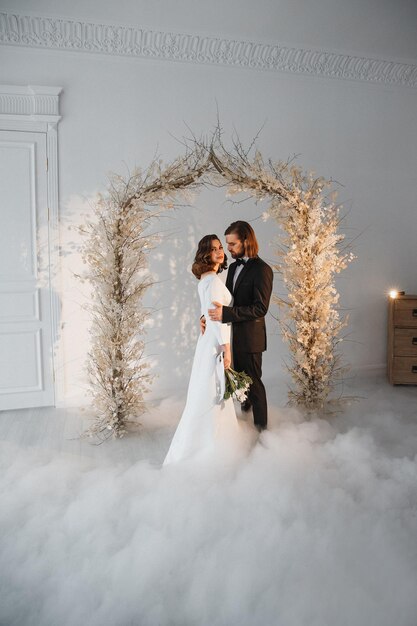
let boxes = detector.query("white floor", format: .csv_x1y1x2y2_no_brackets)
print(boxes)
2,369,416,464
1,371,417,626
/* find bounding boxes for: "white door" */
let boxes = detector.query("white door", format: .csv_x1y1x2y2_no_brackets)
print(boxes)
0,130,55,409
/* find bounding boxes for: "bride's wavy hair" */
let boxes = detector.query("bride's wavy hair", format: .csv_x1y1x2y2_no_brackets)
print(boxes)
192,234,228,279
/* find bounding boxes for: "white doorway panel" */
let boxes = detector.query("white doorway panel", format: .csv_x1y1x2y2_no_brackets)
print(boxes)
0,130,55,409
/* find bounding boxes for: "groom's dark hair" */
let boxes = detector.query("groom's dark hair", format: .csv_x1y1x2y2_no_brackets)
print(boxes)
224,221,259,258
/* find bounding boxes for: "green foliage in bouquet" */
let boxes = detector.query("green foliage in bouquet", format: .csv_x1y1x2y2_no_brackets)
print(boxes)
224,368,253,402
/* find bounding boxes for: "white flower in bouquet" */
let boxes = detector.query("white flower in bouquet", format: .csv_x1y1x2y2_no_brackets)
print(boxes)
235,388,248,403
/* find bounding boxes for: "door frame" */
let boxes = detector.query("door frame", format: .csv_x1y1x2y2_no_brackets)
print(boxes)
0,84,63,406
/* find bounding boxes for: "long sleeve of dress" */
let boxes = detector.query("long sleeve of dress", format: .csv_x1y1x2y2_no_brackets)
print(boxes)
207,278,231,346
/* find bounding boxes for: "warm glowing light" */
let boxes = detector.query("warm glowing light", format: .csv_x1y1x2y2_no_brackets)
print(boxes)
389,290,399,299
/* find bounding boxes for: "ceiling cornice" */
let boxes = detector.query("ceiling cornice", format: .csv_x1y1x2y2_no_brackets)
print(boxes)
1,12,416,88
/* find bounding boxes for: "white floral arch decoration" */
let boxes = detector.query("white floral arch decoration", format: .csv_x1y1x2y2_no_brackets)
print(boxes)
80,132,353,439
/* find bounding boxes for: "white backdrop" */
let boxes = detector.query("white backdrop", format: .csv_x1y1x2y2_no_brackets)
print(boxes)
1,0,417,405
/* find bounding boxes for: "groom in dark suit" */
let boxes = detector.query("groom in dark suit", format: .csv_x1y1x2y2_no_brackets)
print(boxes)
208,221,273,431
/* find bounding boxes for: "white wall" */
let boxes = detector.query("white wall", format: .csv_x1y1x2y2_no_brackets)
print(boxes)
1,1,417,404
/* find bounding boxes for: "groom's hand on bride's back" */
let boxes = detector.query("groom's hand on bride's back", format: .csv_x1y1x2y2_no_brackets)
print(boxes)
200,315,206,335
208,301,223,322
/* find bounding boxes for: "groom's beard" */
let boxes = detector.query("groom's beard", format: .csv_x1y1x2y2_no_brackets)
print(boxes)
230,250,245,259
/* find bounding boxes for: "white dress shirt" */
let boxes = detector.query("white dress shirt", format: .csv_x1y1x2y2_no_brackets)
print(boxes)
232,257,249,291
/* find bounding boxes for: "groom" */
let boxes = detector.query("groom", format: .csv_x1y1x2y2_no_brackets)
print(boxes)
208,220,273,432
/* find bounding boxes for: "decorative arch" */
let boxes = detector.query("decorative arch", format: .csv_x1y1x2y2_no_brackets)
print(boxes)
79,133,353,439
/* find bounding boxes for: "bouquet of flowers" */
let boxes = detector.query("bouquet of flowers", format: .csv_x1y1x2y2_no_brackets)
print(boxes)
224,368,253,402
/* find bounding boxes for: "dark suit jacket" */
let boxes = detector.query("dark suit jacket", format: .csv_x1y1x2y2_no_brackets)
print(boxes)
222,256,273,354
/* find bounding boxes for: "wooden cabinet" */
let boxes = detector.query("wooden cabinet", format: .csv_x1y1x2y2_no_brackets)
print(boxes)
388,294,417,384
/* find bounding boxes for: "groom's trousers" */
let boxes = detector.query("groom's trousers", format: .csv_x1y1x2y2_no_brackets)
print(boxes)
233,351,267,429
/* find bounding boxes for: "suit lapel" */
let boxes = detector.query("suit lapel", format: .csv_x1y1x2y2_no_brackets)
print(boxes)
226,263,236,293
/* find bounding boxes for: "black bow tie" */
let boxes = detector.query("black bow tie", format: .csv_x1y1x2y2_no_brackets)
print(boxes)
236,258,246,266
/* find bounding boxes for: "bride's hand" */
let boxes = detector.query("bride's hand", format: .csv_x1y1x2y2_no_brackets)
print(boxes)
223,345,231,370
200,315,206,335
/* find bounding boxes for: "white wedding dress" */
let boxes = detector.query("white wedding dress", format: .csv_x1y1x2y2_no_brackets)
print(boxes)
163,274,240,465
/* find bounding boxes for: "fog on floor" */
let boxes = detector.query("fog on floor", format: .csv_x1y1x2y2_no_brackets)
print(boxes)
1,374,417,626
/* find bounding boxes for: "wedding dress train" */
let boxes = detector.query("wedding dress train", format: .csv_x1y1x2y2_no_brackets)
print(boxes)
163,274,239,465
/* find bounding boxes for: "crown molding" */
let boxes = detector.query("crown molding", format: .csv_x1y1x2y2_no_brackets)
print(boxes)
1,12,417,88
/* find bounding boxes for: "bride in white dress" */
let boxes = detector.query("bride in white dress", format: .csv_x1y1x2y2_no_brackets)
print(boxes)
163,235,240,465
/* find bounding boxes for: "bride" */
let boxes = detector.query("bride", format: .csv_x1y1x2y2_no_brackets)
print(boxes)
163,234,240,465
